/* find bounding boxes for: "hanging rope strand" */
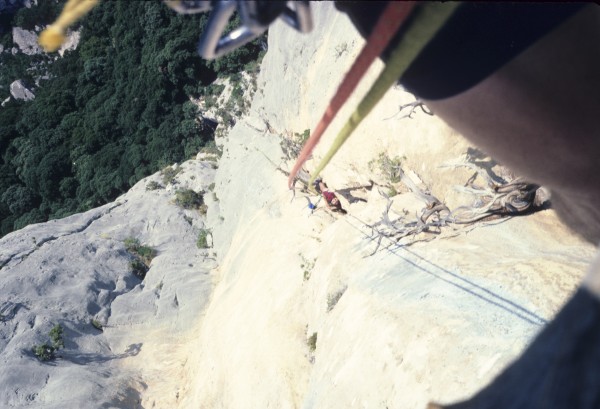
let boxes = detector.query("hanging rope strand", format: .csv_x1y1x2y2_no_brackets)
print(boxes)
308,2,460,187
39,0,100,53
287,1,416,189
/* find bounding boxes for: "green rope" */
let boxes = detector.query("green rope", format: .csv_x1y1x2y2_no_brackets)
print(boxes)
309,2,460,186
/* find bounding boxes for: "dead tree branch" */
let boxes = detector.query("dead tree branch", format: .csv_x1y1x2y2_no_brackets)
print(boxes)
365,160,550,256
384,100,434,121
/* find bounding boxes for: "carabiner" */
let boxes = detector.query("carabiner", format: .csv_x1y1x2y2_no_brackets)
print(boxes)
165,1,313,60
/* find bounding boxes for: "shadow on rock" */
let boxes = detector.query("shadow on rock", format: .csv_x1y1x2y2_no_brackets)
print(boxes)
101,384,146,409
63,342,142,365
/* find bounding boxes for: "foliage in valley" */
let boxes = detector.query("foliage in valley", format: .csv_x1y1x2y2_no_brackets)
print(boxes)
0,1,265,237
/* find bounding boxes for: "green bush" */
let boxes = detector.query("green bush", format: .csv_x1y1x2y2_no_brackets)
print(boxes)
124,237,156,279
296,129,310,145
161,166,182,185
307,332,317,353
124,237,140,252
200,140,222,158
369,152,405,183
49,324,64,349
33,343,56,361
198,203,208,215
130,259,148,279
327,287,347,312
32,324,64,361
138,247,157,264
146,181,162,191
299,253,316,281
203,83,225,109
175,189,204,210
281,129,311,160
124,237,156,264
197,228,211,248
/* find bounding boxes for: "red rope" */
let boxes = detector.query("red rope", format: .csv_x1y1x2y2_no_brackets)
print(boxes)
288,1,416,188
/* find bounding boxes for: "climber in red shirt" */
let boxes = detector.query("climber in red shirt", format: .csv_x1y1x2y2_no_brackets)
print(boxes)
315,179,346,214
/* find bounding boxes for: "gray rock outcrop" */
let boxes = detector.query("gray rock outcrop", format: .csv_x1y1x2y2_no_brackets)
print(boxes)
58,29,80,57
12,27,41,55
0,159,216,408
11,26,81,57
10,80,35,101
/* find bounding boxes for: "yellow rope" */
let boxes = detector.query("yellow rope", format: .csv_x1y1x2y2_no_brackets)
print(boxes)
308,2,460,186
39,0,100,53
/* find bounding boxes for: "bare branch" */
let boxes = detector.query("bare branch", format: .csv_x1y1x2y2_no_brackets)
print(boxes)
365,159,548,256
384,100,434,121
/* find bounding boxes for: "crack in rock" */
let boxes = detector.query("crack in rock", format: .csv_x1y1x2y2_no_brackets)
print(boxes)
0,201,125,271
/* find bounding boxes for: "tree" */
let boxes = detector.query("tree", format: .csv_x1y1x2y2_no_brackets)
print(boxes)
1,185,40,215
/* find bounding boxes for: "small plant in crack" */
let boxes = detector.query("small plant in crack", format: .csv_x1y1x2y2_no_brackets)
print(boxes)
124,237,157,280
307,332,317,353
327,286,347,312
161,165,182,185
175,189,204,210
299,253,316,281
369,152,405,184
197,228,212,249
32,324,64,362
146,181,163,191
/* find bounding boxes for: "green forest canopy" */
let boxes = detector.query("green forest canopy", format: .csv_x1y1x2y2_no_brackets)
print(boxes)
0,1,264,237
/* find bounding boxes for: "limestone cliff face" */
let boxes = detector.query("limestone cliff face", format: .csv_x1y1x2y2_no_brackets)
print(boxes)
185,3,594,408
0,3,595,409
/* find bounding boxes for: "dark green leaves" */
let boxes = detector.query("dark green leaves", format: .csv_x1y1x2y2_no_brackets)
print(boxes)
0,0,263,237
